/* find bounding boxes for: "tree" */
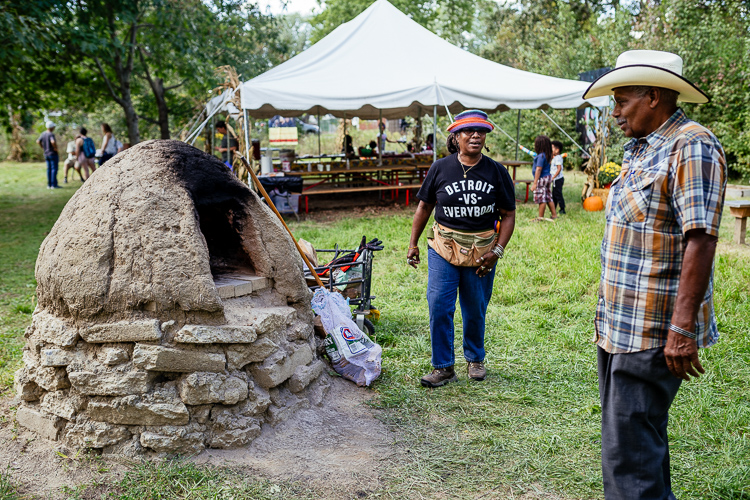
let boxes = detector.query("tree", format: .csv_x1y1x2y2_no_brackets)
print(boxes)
309,0,477,45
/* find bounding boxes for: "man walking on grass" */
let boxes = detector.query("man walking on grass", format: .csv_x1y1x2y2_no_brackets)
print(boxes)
36,120,60,189
583,50,727,499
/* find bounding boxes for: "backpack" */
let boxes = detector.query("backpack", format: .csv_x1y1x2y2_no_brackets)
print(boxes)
82,137,96,158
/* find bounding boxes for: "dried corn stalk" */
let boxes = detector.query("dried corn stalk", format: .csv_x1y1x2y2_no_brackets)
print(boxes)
215,66,249,183
581,114,609,200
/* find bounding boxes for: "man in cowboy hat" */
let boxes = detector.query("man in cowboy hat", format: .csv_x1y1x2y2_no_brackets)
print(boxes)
583,50,727,499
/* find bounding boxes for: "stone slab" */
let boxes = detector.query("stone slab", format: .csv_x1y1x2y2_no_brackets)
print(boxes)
28,311,78,347
140,424,206,454
16,406,64,441
288,360,327,393
88,390,190,426
64,420,131,448
249,306,295,336
81,320,162,343
133,344,225,372
225,338,279,370
175,325,258,344
41,390,86,420
178,372,248,405
250,344,313,389
68,370,151,396
40,349,79,367
33,366,70,391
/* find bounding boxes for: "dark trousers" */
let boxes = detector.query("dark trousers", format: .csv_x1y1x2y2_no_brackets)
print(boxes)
45,153,59,187
598,346,682,500
99,153,114,166
552,177,565,212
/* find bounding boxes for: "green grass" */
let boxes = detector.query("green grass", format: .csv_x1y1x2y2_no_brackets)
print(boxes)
0,162,748,499
61,461,318,500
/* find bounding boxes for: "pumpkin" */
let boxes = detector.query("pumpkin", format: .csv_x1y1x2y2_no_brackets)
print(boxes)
583,195,605,212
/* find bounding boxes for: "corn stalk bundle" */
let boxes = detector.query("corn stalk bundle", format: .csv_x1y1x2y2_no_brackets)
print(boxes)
215,65,249,183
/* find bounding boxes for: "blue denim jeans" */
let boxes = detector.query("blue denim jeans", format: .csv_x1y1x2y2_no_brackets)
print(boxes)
426,246,495,368
45,153,59,187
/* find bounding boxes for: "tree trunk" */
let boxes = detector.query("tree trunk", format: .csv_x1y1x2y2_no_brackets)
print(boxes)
6,105,25,162
122,97,140,146
152,78,170,139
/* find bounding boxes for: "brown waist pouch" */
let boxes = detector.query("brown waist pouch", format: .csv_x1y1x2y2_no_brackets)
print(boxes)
427,223,496,267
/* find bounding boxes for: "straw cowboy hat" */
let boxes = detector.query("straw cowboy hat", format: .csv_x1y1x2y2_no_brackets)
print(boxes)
583,50,709,104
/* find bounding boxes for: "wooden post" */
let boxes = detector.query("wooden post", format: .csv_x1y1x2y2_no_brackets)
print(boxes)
728,201,750,245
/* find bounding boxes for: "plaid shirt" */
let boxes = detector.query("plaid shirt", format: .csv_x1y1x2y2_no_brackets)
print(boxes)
595,109,727,354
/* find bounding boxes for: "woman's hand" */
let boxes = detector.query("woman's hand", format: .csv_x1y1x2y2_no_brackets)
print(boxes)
531,182,537,191
407,247,420,268
475,251,498,277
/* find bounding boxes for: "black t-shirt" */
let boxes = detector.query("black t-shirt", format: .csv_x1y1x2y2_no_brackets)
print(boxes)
417,154,516,231
221,135,239,163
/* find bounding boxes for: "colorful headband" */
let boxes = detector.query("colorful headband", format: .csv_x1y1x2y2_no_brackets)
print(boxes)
447,110,494,134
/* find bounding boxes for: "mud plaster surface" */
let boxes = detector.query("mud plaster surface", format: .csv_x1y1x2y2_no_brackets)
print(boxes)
0,378,397,499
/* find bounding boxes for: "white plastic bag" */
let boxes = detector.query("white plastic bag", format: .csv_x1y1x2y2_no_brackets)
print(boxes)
311,287,381,386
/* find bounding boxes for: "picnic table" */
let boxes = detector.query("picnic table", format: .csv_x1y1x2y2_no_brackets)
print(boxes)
501,160,534,202
726,200,750,245
285,163,429,213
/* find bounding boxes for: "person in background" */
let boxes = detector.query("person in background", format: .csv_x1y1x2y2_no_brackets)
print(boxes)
99,123,121,166
75,127,97,181
376,122,397,154
423,133,434,152
530,135,557,220
63,140,83,183
583,49,727,500
550,140,566,214
36,121,60,189
215,120,238,169
407,110,516,387
342,134,356,159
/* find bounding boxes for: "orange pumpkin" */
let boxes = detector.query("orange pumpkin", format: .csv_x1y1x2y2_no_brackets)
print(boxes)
583,195,605,212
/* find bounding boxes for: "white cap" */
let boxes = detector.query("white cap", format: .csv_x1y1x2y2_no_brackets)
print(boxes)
45,120,56,129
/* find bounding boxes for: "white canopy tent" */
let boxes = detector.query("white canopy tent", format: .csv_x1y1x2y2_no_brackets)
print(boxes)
239,0,608,120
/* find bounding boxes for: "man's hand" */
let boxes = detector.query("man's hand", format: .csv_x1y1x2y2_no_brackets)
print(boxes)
664,330,705,381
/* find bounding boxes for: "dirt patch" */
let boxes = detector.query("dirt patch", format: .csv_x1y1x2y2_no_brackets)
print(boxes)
195,377,397,496
0,377,397,499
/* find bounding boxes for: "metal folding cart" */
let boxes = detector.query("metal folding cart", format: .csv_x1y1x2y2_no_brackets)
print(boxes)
305,243,379,336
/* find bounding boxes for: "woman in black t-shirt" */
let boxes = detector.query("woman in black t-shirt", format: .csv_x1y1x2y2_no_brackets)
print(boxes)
407,110,516,388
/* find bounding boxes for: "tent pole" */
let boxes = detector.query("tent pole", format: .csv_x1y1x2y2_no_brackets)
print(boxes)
243,109,251,175
378,109,383,166
515,110,521,161
433,105,437,164
211,115,216,157
317,109,321,156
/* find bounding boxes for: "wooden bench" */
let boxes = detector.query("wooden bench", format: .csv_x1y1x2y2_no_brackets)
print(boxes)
302,183,422,213
727,200,750,245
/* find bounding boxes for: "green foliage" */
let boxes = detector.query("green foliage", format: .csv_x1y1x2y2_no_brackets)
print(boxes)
635,0,750,179
309,0,478,46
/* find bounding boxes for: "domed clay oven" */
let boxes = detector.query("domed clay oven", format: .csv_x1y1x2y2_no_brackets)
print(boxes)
14,140,329,455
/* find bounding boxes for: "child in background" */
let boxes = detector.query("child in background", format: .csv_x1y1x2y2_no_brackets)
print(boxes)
63,140,83,183
530,135,557,220
550,140,566,215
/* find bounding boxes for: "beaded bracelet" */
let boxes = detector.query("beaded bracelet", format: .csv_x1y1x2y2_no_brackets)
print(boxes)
408,246,418,250
492,244,504,259
669,324,697,340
